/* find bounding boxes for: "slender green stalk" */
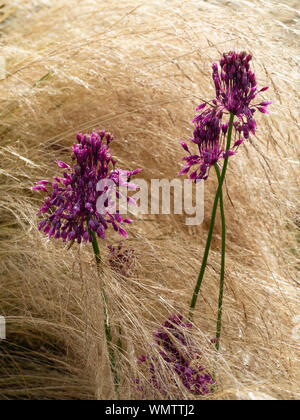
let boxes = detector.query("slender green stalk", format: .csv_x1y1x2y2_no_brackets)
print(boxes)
214,165,226,351
189,112,234,320
90,230,120,399
90,230,102,268
117,324,124,355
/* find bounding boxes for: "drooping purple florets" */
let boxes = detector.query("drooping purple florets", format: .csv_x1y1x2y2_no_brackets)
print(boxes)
179,109,224,181
179,51,271,181
137,315,214,398
179,109,244,181
32,130,141,244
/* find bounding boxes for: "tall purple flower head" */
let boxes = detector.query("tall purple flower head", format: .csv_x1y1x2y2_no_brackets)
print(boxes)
137,314,214,398
32,130,141,244
179,52,271,181
212,51,271,135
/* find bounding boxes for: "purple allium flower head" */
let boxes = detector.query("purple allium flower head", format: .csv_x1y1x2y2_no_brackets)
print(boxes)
32,130,141,244
137,314,214,398
212,51,272,132
179,52,271,182
108,241,135,277
179,109,229,181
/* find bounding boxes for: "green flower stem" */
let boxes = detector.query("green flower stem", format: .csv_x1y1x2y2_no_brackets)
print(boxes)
189,112,234,320
214,165,226,351
117,324,124,355
90,230,102,268
90,230,120,399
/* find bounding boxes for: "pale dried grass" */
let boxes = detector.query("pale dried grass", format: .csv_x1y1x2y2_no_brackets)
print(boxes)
0,0,299,400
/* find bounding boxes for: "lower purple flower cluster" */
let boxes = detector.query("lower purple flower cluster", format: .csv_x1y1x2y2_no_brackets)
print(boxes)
137,315,214,398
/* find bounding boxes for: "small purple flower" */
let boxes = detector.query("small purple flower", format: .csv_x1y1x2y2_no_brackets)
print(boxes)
108,241,135,277
138,354,147,363
56,160,71,170
32,130,141,244
180,141,190,153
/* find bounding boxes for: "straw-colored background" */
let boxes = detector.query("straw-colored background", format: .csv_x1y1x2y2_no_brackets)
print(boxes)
0,0,299,400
